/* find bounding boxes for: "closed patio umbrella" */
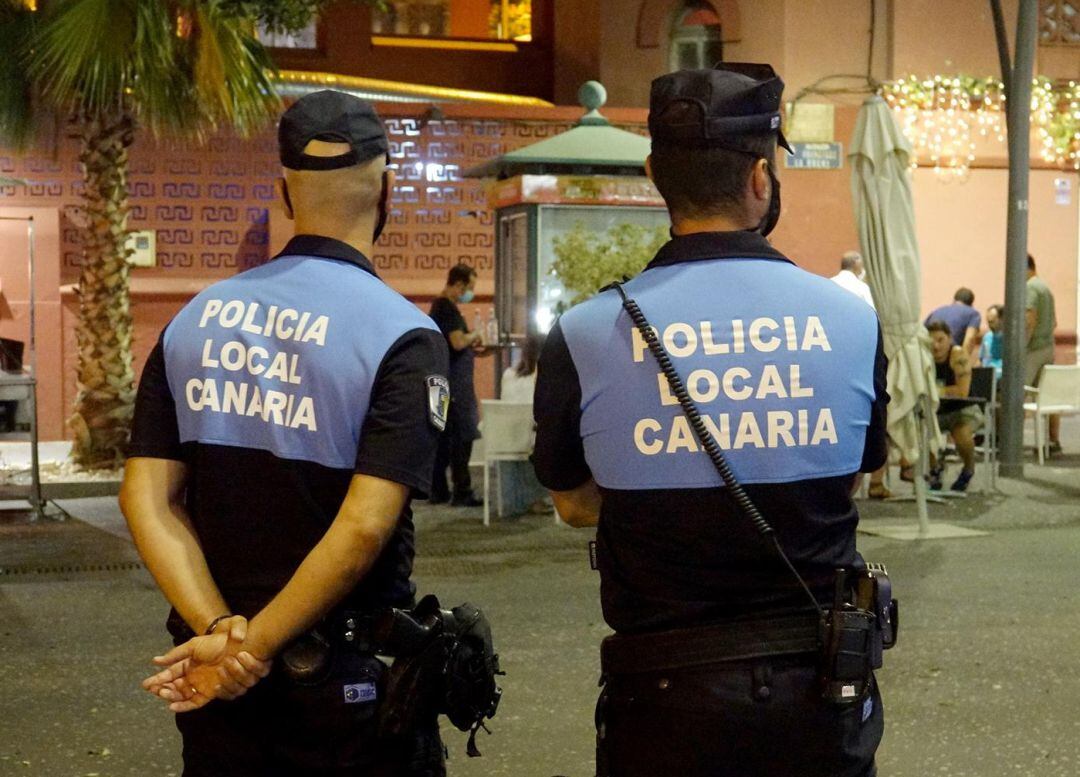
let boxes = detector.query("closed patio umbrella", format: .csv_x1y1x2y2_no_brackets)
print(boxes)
849,95,945,537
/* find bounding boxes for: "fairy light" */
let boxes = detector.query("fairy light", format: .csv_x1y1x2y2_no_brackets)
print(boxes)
1031,77,1080,171
884,75,1080,176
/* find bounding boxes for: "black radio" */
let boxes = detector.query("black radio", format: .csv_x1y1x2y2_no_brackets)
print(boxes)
820,566,899,705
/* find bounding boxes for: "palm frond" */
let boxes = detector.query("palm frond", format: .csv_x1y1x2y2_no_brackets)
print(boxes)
219,1,388,35
30,0,140,119
189,1,280,137
129,0,203,137
0,0,40,147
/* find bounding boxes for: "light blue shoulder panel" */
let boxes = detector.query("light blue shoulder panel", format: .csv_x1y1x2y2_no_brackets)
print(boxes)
558,258,879,489
163,255,438,469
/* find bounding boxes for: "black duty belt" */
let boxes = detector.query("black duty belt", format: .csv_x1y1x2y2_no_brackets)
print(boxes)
600,611,822,676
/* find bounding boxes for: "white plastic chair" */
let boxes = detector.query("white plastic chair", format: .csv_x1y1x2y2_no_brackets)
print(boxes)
477,400,535,526
1023,365,1080,465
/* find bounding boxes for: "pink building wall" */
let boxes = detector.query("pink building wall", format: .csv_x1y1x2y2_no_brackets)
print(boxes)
3,98,1077,441
3,0,1080,439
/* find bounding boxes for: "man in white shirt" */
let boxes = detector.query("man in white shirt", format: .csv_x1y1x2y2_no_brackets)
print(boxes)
832,250,889,497
831,250,875,311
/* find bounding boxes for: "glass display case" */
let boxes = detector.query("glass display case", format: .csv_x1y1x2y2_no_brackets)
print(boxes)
465,82,668,392
495,200,670,337
488,175,668,381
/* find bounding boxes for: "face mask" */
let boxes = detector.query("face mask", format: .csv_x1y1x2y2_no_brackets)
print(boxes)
280,178,294,217
858,270,867,282
372,171,390,243
459,289,475,304
756,163,781,237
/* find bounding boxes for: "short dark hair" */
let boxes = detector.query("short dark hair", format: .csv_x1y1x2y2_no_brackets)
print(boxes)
953,287,975,306
1027,254,1036,271
988,303,1004,317
926,319,952,338
649,102,776,220
447,263,476,286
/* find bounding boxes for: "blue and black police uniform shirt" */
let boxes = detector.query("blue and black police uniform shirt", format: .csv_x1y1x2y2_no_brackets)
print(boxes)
128,235,449,617
533,231,889,634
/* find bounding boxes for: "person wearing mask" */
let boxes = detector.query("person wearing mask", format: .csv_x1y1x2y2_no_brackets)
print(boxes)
122,91,450,774
830,250,875,310
428,264,484,506
533,64,890,777
832,251,890,497
979,303,1004,378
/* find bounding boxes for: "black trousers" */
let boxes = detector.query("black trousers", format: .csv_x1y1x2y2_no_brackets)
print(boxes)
174,649,444,777
431,412,474,499
597,657,883,777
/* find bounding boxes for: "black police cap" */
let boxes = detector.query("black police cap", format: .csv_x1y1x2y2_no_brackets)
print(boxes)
278,90,389,171
648,63,793,154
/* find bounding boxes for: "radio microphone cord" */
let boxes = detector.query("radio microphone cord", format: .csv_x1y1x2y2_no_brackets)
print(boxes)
611,281,824,619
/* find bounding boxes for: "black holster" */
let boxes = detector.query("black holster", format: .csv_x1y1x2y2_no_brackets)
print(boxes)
373,595,503,759
819,605,876,704
819,565,898,705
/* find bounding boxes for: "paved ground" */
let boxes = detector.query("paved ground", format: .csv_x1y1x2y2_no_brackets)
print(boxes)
1,419,1079,776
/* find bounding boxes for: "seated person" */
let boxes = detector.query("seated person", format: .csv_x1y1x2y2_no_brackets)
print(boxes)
978,303,1004,378
928,320,984,492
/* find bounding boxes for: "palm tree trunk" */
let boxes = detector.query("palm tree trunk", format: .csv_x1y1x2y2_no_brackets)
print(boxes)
68,112,136,470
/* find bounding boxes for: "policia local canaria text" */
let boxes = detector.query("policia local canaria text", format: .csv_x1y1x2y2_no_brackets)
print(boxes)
631,314,840,455
183,299,327,432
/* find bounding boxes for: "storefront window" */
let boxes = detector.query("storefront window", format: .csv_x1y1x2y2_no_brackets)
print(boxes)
669,4,723,71
372,0,532,41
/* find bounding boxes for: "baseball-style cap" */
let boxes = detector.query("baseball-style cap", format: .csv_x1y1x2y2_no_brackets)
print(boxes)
278,90,390,171
648,63,793,154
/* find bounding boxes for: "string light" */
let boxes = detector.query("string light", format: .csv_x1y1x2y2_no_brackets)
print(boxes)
881,76,1005,182
881,75,1080,178
1031,78,1080,171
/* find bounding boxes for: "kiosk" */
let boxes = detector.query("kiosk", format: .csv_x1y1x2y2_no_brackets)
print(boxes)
465,82,669,385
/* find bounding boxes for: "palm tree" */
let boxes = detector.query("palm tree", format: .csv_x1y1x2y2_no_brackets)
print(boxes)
0,0,321,469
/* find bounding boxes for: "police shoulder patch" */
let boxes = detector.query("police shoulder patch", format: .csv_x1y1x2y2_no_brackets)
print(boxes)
426,375,450,431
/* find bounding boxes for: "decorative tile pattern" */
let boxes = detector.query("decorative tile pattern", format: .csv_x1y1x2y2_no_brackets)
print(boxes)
0,115,629,289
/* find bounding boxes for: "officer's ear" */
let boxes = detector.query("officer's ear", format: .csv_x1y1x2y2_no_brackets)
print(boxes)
750,158,770,201
644,155,654,182
383,167,396,200
276,177,295,221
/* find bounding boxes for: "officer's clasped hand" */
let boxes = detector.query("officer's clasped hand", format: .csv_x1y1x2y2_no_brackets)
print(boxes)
142,615,273,713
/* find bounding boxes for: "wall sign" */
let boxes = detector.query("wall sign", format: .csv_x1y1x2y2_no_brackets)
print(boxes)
1054,177,1072,206
784,142,844,171
785,103,835,143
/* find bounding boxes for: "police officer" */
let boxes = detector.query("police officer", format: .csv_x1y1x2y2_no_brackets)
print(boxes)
533,65,889,777
120,90,450,775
